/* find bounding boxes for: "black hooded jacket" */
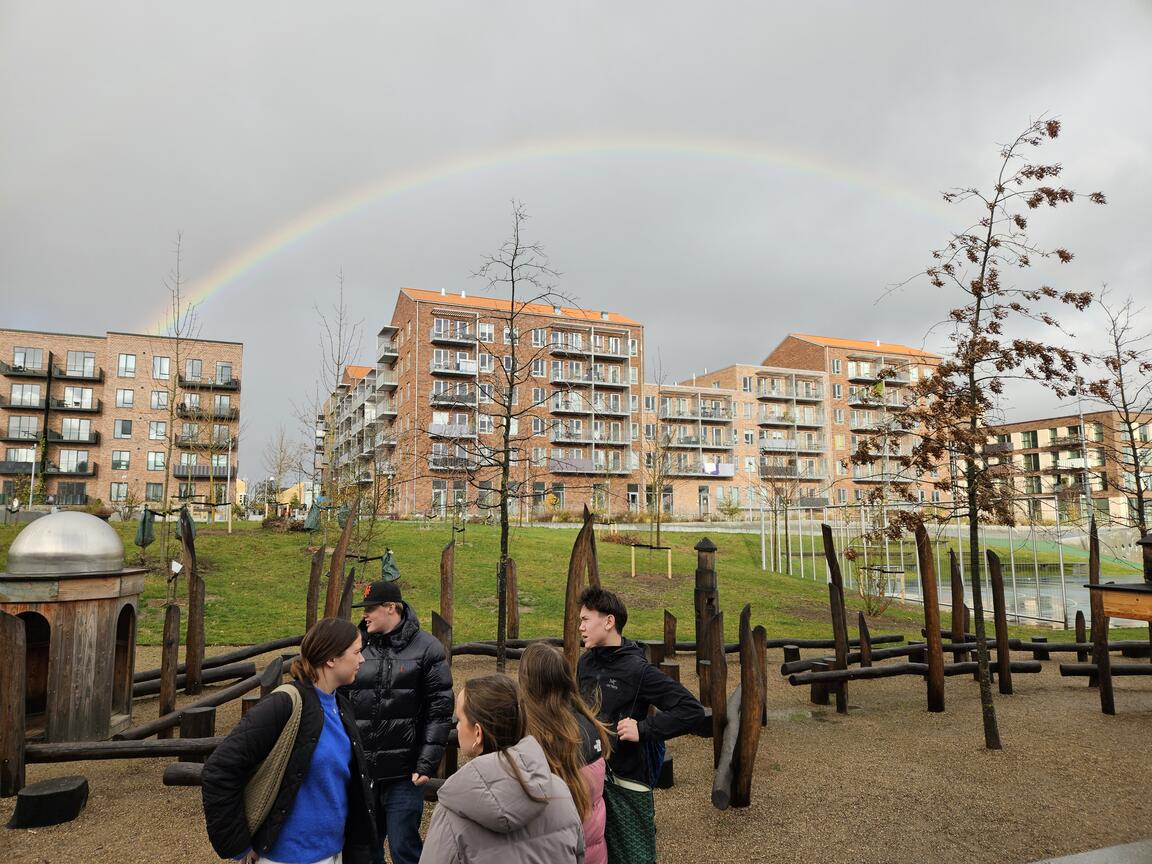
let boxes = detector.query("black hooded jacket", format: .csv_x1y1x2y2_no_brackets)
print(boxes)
577,638,705,784
344,603,454,781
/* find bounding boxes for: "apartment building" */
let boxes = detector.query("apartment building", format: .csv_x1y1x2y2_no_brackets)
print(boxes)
0,328,242,511
327,288,644,517
986,409,1152,525
763,333,944,505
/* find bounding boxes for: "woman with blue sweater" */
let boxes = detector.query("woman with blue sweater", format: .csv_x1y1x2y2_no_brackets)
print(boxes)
202,617,379,864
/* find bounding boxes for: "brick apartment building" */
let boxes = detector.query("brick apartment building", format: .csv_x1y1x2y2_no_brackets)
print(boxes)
0,328,242,511
986,409,1152,525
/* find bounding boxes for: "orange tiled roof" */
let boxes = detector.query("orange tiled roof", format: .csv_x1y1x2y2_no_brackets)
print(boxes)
790,333,940,359
342,365,373,384
400,288,640,326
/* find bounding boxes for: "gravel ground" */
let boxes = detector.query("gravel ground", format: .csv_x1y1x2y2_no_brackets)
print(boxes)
3,646,1150,864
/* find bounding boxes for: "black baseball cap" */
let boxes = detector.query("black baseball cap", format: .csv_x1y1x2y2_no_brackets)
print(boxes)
351,580,403,608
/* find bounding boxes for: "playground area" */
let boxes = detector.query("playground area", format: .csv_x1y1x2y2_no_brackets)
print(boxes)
2,645,1149,864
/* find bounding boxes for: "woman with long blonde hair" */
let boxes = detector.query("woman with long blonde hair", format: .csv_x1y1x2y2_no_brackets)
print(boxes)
518,642,612,864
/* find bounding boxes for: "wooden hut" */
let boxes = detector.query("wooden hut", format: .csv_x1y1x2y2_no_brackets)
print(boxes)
0,512,145,741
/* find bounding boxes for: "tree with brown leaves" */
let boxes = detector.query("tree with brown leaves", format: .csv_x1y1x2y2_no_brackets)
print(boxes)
855,118,1106,750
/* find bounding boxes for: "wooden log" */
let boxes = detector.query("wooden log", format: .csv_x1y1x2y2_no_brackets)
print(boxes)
163,762,205,786
440,540,455,627
710,685,742,810
1088,519,1115,714
642,640,666,666
753,624,769,727
780,641,1010,676
808,661,831,704
324,502,358,618
822,525,849,713
697,659,712,712
505,558,519,640
449,643,525,660
986,550,1013,696
183,507,204,696
259,657,284,698
731,605,762,807
6,776,89,828
133,636,304,683
940,661,1041,677
27,737,223,763
694,537,720,679
563,508,599,672
134,661,256,698
156,604,181,740
949,549,966,648
792,663,925,686
1059,663,1152,677
306,545,325,631
856,614,873,668
179,707,216,763
0,610,26,797
709,612,727,765
658,661,680,683
664,610,677,659
782,645,801,665
1030,637,1050,661
1075,611,1088,663
914,522,945,712
241,694,260,717
115,673,261,740
432,613,453,668
336,566,356,621
453,638,564,649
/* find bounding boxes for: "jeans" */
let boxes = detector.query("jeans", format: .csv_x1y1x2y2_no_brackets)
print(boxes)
372,778,426,864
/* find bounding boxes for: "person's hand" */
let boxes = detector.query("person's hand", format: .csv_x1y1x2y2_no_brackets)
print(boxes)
616,717,640,742
412,773,429,786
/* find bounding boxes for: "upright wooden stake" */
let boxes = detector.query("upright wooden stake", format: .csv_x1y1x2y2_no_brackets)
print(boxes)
694,537,720,677
1074,611,1088,663
0,611,26,797
305,545,325,631
324,502,358,618
731,605,763,807
663,610,677,659
1088,519,1115,715
753,624,769,726
505,558,519,640
822,525,849,713
440,540,455,627
182,508,204,696
157,604,181,740
986,550,1013,696
914,523,945,712
563,507,601,672
336,567,356,620
708,612,727,766
857,613,873,668
431,613,453,668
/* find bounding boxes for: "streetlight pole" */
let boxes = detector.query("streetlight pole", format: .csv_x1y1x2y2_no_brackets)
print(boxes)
226,434,234,534
1076,392,1092,525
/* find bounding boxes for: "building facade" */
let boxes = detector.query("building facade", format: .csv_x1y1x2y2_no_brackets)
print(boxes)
0,328,242,512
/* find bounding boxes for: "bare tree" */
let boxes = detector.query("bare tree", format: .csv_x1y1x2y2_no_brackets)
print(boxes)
855,117,1106,750
316,270,363,508
1082,288,1152,534
264,425,305,530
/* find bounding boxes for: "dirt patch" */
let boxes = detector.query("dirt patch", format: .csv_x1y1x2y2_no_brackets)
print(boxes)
2,647,1150,863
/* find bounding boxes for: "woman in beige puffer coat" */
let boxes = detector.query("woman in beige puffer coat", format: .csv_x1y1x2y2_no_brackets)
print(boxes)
420,675,584,864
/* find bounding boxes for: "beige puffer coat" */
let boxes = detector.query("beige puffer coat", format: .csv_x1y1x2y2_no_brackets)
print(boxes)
419,735,584,864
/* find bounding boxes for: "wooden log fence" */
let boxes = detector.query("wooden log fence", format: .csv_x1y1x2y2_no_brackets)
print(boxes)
134,636,305,683
28,737,224,763
1058,663,1152,677
133,661,256,698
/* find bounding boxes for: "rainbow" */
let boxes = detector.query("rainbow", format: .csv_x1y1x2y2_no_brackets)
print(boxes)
145,135,949,333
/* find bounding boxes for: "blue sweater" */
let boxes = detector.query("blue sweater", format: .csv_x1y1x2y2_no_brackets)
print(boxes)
263,688,351,863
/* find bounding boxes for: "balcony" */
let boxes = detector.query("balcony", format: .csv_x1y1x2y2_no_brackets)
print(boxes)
374,432,397,448
0,361,48,379
45,462,98,477
429,423,477,438
759,464,826,481
53,365,104,383
551,400,592,416
430,359,478,376
375,371,398,390
0,395,46,411
794,413,825,428
429,390,477,407
793,388,824,402
666,462,736,478
757,386,824,402
177,405,239,420
176,435,233,449
847,369,911,386
179,375,241,391
172,464,237,480
759,413,797,427
378,341,399,362
430,329,476,347
428,455,478,472
551,428,594,444
852,469,914,484
847,393,907,410
47,429,100,445
376,401,398,416
591,401,628,417
49,397,102,414
0,460,35,474
1048,434,1083,448
591,372,628,389
984,442,1013,456
547,456,632,475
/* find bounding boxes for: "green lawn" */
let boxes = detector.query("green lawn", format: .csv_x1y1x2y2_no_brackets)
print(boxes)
0,518,1146,645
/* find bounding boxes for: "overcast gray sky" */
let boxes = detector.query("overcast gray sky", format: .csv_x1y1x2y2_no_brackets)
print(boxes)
2,2,1150,478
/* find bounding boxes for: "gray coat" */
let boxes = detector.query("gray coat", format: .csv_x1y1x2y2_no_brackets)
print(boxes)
420,736,584,864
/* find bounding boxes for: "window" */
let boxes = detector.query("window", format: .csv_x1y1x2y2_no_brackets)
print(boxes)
111,419,131,439
147,452,166,471
644,423,655,440
178,483,196,499
744,430,755,445
531,358,545,377
503,327,518,344
532,329,546,347
742,376,752,393
532,416,545,434
831,359,841,374
477,323,494,343
212,453,229,468
212,424,230,445
114,388,133,408
185,358,203,380
63,386,93,409
63,418,92,441
59,449,88,471
118,353,136,377
13,347,44,371
478,415,493,434
10,384,41,407
532,387,546,405
502,355,513,373
152,355,170,380
744,457,757,474
110,482,128,502
183,392,201,410
629,366,638,384
478,384,493,404
5,447,34,463
1021,430,1039,449
149,420,167,440
180,452,198,466
478,353,492,372
213,394,231,415
7,416,38,438
110,450,129,470
643,395,655,411
151,390,168,409
145,482,164,501
832,384,842,399
834,408,844,424
216,361,233,383
66,351,95,376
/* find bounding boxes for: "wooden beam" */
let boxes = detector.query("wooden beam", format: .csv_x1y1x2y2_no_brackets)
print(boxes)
914,522,945,712
306,545,325,631
987,550,1013,696
0,611,26,797
1088,519,1115,714
731,605,762,807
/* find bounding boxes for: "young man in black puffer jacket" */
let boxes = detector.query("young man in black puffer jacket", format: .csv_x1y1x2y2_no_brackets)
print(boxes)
346,581,453,864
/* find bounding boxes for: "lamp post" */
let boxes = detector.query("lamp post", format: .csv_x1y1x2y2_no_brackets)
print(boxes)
226,434,234,534
1076,391,1092,524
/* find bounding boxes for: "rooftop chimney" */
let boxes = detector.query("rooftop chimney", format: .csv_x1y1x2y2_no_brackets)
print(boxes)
440,288,446,296
461,290,467,298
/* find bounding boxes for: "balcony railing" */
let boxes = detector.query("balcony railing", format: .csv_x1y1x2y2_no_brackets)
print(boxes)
429,423,476,438
547,456,632,474
983,442,1013,456
47,429,100,445
53,365,104,383
551,400,592,415
756,386,825,401
0,395,46,410
428,455,478,471
179,375,241,391
177,405,239,420
591,401,628,416
666,461,736,477
759,414,797,426
375,371,398,389
430,359,478,376
430,329,476,346
759,464,826,480
429,390,477,407
0,460,36,474
176,435,234,449
0,361,48,378
49,397,102,413
45,461,98,476
847,394,907,409
172,464,237,479
848,368,911,385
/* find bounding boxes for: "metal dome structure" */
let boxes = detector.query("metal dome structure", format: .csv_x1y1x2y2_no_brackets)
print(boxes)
0,511,145,742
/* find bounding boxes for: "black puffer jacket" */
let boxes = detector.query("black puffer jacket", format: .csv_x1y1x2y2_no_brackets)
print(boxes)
578,639,705,784
344,604,454,780
201,680,377,863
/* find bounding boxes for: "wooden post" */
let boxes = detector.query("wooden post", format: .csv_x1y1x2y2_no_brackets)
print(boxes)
709,685,742,810
0,611,26,797
179,707,216,763
440,540,455,627
697,659,712,710
157,604,182,739
949,549,966,648
914,523,945,712
986,550,1013,696
1030,637,1050,661
1075,611,1088,663
336,567,356,621
753,624,769,727
259,657,284,699
731,605,762,807
431,613,453,668
694,537,720,678
305,545,325,631
563,508,601,672
809,660,830,705
709,612,727,766
505,558,519,640
1088,519,1115,715
324,502,358,618
183,507,204,696
658,661,680,683
822,525,850,713
240,694,260,718
663,610,677,659
857,613,873,668
782,645,801,665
